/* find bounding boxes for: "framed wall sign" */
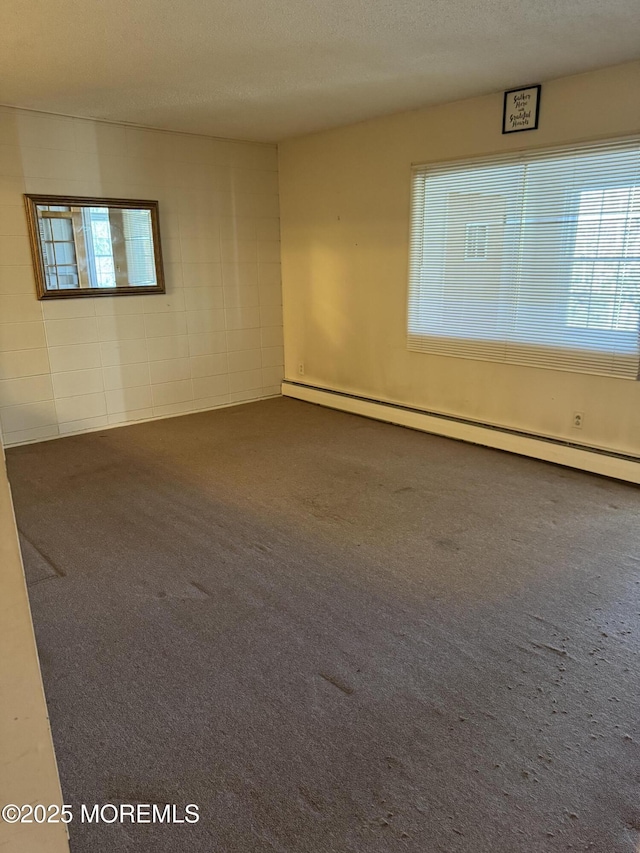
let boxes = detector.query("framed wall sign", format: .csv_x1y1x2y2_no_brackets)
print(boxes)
502,85,541,134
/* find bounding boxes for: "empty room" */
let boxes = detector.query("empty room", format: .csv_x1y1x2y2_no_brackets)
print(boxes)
1,2,640,852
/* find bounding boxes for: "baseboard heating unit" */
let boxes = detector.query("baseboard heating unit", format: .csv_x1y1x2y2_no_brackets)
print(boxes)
282,380,640,485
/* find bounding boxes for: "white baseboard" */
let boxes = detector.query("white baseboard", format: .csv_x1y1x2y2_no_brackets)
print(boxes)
282,381,640,485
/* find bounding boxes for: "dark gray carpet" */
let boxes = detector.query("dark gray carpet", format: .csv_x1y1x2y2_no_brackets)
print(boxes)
6,397,640,853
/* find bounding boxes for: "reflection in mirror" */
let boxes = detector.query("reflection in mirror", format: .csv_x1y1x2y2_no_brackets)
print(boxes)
24,195,165,299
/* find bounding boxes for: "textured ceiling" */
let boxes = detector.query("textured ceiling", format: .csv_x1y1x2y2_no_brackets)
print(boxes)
1,0,639,142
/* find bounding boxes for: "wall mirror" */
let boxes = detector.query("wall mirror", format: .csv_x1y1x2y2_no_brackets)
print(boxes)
24,195,165,299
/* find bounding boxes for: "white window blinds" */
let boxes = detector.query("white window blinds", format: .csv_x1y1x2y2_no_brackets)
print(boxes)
407,137,640,380
122,209,157,287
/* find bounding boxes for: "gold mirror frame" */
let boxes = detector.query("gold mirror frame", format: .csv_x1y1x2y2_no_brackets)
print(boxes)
24,194,166,299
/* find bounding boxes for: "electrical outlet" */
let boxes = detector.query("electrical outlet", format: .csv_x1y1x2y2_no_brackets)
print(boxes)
573,412,584,429
298,362,305,375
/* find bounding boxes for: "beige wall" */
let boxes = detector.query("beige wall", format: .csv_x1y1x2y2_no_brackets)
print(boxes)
0,106,283,446
279,60,640,457
0,430,69,852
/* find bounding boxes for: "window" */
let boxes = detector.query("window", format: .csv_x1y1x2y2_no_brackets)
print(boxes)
407,138,640,380
85,207,117,288
464,223,489,260
568,187,639,333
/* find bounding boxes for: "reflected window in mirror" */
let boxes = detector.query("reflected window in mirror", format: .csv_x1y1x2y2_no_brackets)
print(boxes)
24,195,165,299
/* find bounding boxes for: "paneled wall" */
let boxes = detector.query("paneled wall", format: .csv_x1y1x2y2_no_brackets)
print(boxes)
0,107,283,446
